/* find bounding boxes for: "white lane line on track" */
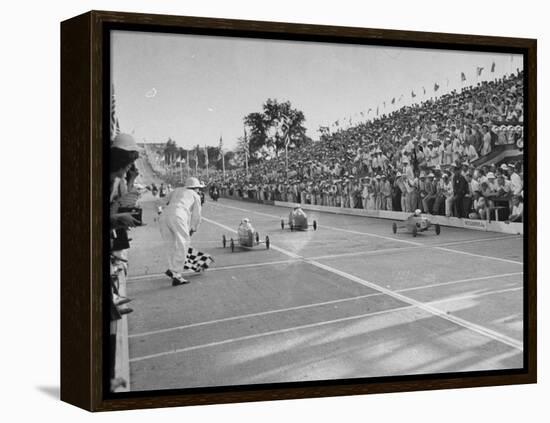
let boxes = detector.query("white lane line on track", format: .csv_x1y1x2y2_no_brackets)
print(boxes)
129,291,385,338
210,201,523,264
398,272,523,293
129,271,523,339
307,261,523,351
129,305,416,363
127,259,300,282
129,286,524,363
176,215,524,352
435,247,523,265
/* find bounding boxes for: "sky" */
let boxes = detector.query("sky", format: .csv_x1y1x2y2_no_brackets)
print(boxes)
111,30,523,150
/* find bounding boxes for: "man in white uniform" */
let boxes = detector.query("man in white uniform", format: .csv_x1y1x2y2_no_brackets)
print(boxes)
159,177,204,286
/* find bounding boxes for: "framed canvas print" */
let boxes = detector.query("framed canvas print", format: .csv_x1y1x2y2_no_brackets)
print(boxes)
60,10,536,411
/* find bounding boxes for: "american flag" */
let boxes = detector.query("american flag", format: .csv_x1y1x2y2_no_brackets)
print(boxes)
477,67,484,76
110,84,120,141
461,72,467,82
183,248,214,272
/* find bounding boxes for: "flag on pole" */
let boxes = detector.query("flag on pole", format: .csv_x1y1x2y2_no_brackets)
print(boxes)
491,62,496,73
434,82,440,91
204,145,209,167
422,86,426,95
367,108,372,114
477,67,484,76
461,72,466,82
194,145,199,175
218,136,223,160
110,84,121,141
391,97,395,104
411,90,416,98
376,106,379,116
243,127,250,158
219,135,225,179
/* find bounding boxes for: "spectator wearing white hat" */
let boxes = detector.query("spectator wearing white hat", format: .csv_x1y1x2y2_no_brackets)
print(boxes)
159,176,204,286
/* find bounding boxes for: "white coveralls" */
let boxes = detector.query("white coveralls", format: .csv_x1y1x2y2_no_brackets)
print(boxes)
159,187,202,273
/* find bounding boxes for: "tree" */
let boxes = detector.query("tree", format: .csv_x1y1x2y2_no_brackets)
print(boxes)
243,99,307,161
163,138,179,165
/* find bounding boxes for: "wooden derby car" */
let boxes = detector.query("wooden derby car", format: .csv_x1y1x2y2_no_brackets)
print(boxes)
281,207,318,231
222,219,270,252
392,211,441,237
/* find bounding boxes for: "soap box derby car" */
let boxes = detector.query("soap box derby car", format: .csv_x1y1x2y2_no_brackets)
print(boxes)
222,218,270,252
281,207,318,231
392,209,441,237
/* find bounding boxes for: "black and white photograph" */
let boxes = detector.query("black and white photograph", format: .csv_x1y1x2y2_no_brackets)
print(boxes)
107,29,526,394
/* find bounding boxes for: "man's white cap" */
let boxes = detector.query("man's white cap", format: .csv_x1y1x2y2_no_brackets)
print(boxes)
500,164,509,170
487,172,496,179
112,133,141,152
184,176,205,188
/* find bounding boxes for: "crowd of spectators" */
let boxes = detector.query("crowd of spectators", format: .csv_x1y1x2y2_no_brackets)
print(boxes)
108,133,143,391
211,72,525,222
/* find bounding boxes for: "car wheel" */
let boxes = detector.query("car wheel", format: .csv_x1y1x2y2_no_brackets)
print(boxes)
412,226,418,237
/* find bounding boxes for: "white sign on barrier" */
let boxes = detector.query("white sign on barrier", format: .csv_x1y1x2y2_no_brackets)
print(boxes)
463,219,488,231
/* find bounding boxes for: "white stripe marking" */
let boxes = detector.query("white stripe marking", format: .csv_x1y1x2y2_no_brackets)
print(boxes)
127,259,299,282
130,305,416,362
308,261,523,351
398,272,523,293
129,271,523,339
129,291,385,338
129,286,523,363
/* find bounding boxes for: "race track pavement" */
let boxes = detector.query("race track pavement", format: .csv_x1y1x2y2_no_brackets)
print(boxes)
126,195,524,391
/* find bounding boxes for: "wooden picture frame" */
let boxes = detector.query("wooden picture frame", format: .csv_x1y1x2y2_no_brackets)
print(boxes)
61,10,536,411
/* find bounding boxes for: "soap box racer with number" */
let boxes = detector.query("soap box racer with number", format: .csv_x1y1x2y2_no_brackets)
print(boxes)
392,209,441,237
281,207,318,231
222,218,270,252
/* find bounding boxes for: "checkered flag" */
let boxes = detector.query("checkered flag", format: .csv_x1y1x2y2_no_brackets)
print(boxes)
183,247,214,272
